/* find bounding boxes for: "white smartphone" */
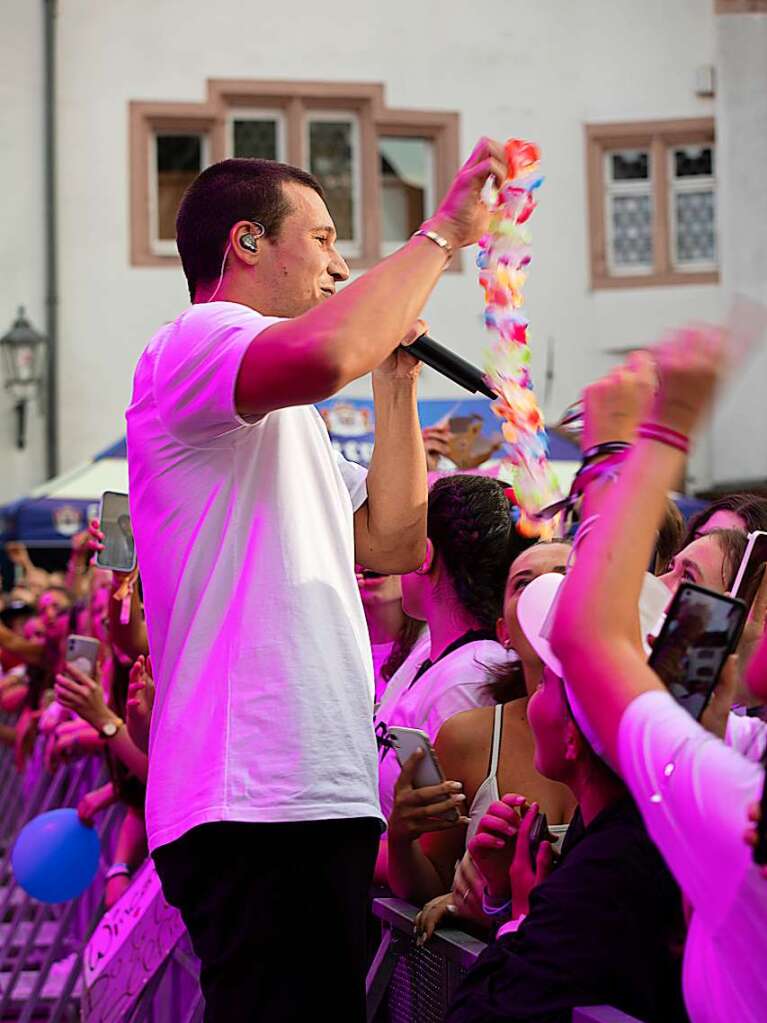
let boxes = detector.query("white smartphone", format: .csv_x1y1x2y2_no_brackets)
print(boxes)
730,530,767,602
386,725,460,823
95,491,136,573
65,634,100,676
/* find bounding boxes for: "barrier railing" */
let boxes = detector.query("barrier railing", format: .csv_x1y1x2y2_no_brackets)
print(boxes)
368,897,644,1023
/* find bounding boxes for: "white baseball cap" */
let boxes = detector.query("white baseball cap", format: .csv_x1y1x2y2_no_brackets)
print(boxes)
516,570,669,761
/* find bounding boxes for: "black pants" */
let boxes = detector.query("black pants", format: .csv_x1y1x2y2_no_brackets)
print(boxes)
154,818,380,1023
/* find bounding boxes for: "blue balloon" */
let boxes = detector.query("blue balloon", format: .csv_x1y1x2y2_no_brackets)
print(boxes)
12,808,100,903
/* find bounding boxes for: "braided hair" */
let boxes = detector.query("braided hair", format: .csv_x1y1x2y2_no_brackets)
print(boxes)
427,475,535,631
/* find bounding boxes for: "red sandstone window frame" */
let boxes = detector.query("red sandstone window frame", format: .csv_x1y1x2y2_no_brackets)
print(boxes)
585,118,718,289
129,80,460,271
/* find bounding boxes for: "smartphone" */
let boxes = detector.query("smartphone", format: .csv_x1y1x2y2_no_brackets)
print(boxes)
648,582,747,720
65,634,100,676
386,725,460,823
95,491,136,573
730,531,767,603
528,811,552,871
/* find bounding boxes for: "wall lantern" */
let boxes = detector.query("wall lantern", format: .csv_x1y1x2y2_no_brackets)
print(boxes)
0,307,47,450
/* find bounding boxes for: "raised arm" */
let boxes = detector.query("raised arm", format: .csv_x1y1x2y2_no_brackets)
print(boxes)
234,139,508,416
551,328,729,765
354,323,428,573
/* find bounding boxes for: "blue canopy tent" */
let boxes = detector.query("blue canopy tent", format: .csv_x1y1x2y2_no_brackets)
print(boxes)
0,398,583,548
0,438,128,548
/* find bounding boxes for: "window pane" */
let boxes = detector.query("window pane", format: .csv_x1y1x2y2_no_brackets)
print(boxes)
379,137,433,243
156,135,202,241
609,149,649,181
675,190,716,264
610,193,652,268
233,119,278,159
674,146,713,178
309,120,354,241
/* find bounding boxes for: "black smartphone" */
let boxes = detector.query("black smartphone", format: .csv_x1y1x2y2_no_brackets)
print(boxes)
648,582,747,720
528,811,551,871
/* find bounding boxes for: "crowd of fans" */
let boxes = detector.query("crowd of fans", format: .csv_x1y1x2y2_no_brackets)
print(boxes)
0,328,765,1023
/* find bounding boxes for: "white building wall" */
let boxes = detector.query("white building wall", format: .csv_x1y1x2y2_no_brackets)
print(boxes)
712,11,767,487
5,0,735,498
0,0,47,503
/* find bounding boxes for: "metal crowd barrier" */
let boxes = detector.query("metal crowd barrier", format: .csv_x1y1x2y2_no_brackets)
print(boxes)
367,897,644,1023
0,744,122,1021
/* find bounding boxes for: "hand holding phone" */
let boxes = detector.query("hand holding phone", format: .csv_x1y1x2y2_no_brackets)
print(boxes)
648,583,747,720
387,726,463,827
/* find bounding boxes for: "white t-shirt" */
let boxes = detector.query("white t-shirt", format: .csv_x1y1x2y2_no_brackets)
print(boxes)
126,301,382,852
375,637,509,819
618,690,767,1023
726,711,767,763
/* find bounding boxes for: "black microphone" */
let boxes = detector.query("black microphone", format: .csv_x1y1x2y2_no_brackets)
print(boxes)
403,334,497,400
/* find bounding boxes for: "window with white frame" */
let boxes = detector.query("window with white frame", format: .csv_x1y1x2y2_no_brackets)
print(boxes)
604,149,653,275
130,83,459,267
230,110,285,161
586,120,717,288
378,136,435,254
306,113,361,257
151,132,208,255
670,144,716,271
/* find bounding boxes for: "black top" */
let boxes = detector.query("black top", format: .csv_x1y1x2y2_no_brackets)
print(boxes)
446,798,689,1023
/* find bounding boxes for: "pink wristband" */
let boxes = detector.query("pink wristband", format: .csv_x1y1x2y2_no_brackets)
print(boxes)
637,423,690,455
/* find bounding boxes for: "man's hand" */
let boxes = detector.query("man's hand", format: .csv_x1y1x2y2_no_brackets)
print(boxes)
581,351,655,450
388,749,468,844
424,137,508,251
373,320,426,386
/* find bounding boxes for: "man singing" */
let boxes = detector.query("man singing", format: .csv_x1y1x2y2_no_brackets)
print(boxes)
126,138,507,1022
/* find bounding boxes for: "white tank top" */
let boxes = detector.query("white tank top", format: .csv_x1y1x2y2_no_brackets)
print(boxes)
465,703,569,850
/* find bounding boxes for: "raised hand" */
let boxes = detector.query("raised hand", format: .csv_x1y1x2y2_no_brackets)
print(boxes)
650,326,730,438
424,137,508,251
126,655,155,754
581,350,656,450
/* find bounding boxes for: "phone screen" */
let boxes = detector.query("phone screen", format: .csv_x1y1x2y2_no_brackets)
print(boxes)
96,492,136,573
648,583,747,720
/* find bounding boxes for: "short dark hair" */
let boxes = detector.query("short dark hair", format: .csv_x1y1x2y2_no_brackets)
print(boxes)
427,474,535,631
175,158,326,300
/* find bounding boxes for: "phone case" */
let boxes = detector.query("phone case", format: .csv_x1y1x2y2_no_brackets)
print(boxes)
648,582,747,719
386,726,459,822
66,635,100,675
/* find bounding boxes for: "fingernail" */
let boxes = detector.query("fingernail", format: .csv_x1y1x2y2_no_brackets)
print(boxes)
448,782,462,791
451,793,466,803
